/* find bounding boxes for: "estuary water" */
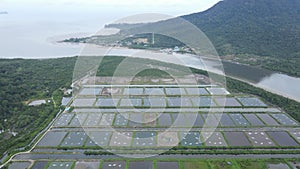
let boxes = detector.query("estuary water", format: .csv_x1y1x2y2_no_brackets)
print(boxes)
103,47,300,102
222,61,300,101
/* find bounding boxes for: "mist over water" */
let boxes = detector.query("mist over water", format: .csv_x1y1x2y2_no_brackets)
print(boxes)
0,4,124,58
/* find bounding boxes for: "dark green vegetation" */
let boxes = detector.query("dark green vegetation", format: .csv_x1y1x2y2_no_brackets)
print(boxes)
96,56,124,77
136,69,172,78
84,148,300,156
183,0,300,77
96,56,190,78
0,57,76,158
182,0,300,58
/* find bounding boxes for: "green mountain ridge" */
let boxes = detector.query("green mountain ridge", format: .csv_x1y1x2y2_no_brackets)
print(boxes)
181,0,300,58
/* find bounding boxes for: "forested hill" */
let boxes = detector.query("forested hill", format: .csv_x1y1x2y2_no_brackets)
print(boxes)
0,57,76,156
181,0,300,58
116,0,300,76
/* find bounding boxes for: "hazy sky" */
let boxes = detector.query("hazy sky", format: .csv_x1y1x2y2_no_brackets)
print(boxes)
0,0,221,58
1,0,220,16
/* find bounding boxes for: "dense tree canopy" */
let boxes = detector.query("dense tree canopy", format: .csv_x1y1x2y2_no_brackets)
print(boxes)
0,57,76,156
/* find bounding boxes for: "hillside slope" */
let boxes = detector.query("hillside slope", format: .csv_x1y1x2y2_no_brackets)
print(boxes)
181,0,300,58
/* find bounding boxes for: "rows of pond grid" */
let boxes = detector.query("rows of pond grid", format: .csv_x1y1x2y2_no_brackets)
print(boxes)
37,130,300,148
78,87,230,96
72,96,267,108
73,87,268,108
53,112,298,128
